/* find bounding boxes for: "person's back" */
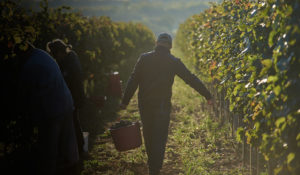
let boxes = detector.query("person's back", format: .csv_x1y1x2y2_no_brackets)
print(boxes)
121,33,213,175
59,50,84,108
46,39,84,109
122,45,212,109
136,46,176,105
20,48,74,121
19,47,79,175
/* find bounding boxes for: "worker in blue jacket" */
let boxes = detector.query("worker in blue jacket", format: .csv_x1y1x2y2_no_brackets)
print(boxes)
121,33,213,175
18,43,79,174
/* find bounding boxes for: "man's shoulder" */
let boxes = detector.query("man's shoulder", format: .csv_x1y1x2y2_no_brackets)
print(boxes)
26,48,56,67
31,48,51,58
22,48,62,82
26,48,64,76
169,54,180,62
140,50,155,58
138,51,155,62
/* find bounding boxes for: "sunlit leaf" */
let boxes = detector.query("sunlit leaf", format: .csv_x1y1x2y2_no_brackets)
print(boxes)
274,85,281,96
287,153,295,164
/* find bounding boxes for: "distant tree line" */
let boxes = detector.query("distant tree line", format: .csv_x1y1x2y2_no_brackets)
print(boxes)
0,0,155,163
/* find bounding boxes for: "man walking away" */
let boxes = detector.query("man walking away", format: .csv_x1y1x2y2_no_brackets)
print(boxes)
120,32,213,175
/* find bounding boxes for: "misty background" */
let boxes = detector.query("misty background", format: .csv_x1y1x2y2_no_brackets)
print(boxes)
21,0,221,36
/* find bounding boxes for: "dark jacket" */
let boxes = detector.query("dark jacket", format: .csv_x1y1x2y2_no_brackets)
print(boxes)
20,48,74,122
122,46,212,108
57,51,85,108
19,49,79,173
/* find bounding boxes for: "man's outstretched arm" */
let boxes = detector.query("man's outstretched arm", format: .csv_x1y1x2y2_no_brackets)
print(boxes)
174,58,212,101
121,56,143,107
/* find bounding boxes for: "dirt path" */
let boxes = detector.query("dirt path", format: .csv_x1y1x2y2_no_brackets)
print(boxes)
81,78,243,175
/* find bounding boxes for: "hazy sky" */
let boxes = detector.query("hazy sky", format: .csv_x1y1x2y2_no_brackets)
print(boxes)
20,0,221,35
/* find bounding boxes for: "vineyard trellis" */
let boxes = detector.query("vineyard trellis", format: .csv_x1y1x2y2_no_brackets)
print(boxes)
175,0,300,174
1,0,300,174
0,0,155,166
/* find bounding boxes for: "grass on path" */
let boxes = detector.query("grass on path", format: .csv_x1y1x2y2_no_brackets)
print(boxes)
81,76,244,175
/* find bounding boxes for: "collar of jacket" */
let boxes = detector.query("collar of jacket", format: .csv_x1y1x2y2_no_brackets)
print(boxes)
154,45,171,54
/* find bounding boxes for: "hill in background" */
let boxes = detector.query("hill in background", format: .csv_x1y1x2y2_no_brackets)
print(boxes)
21,0,221,36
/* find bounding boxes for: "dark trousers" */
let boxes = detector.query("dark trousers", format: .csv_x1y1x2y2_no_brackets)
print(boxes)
139,102,171,174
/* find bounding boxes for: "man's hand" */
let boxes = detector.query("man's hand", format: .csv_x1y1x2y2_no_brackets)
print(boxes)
120,103,127,110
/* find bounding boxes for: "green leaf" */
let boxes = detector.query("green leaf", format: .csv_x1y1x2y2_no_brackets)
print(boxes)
287,153,295,164
286,5,293,16
260,59,273,76
235,73,242,79
274,85,281,96
236,127,244,142
267,75,278,83
24,26,35,33
275,117,285,128
229,103,235,111
19,43,28,51
268,30,277,47
296,133,300,141
233,84,242,96
254,122,260,131
261,59,272,68
14,35,22,44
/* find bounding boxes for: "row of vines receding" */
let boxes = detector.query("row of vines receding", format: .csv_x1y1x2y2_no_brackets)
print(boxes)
0,0,155,164
175,0,300,174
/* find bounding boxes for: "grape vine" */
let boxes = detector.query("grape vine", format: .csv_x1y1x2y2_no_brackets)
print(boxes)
176,0,300,174
0,0,155,162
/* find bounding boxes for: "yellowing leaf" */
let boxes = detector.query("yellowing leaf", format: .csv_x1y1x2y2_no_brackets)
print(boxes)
24,26,35,33
261,59,272,68
275,117,285,128
14,35,22,44
267,75,278,83
287,153,295,164
19,43,28,51
274,85,281,96
296,133,300,141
